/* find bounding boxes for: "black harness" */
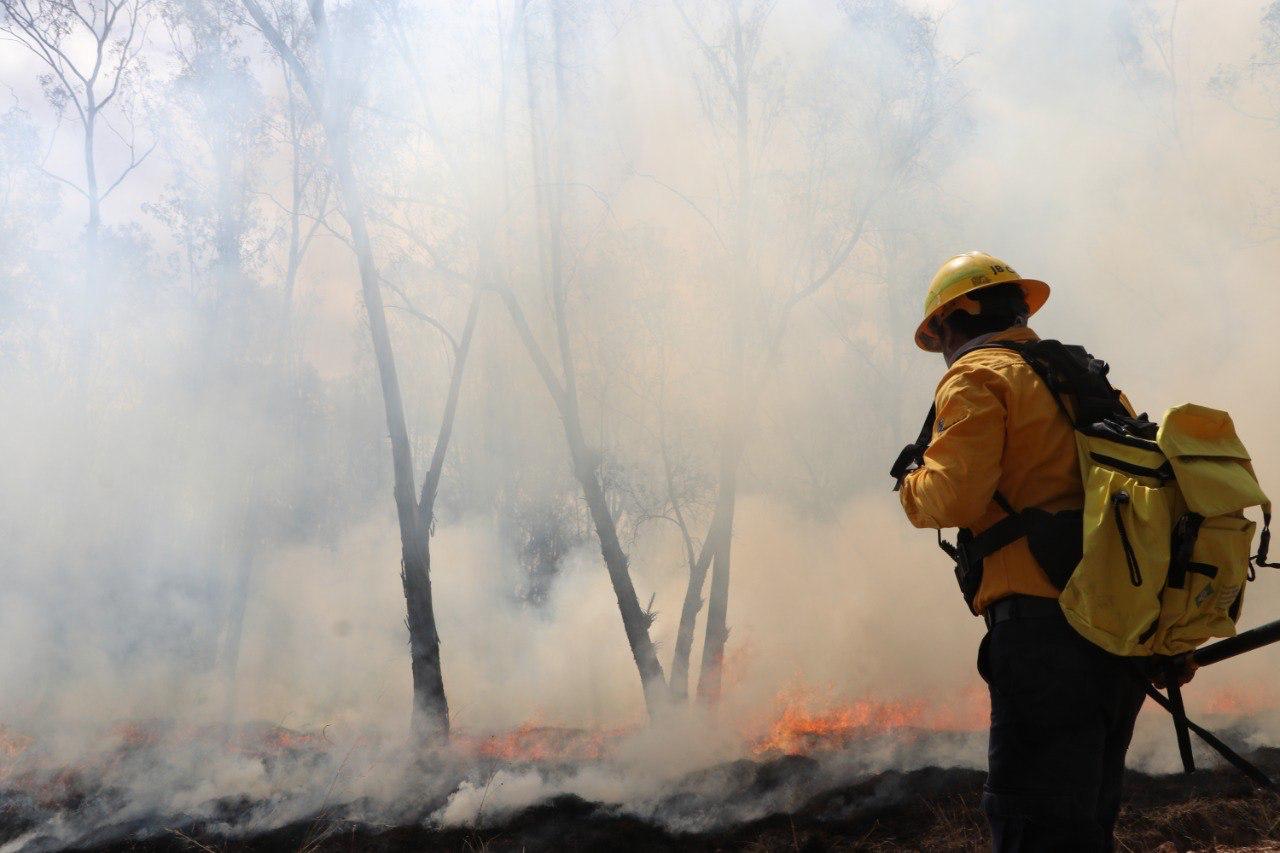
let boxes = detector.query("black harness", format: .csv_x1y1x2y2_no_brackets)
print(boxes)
893,339,1101,613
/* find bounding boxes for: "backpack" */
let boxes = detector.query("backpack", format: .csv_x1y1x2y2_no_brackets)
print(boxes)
903,338,1276,658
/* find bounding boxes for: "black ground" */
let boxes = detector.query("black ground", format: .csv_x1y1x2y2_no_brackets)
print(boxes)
9,747,1273,853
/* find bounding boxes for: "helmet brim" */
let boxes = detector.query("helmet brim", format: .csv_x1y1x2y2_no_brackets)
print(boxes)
914,278,1050,352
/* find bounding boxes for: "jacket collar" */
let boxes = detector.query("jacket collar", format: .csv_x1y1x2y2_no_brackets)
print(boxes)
945,324,1040,367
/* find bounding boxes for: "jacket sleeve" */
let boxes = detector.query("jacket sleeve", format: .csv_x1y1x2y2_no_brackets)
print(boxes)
899,360,1011,529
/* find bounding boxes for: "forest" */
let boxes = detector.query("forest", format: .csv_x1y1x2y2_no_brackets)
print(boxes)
2,1,1280,850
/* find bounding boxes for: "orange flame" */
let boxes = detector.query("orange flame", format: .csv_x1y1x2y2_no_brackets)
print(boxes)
233,724,327,756
0,725,31,761
1202,685,1279,718
750,686,988,755
456,723,629,763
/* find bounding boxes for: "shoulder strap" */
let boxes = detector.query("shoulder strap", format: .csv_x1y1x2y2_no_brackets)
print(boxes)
912,403,936,448
983,339,1162,445
889,404,937,492
951,339,1073,423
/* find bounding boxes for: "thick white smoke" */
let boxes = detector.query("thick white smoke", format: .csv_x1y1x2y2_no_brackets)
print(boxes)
2,1,1280,847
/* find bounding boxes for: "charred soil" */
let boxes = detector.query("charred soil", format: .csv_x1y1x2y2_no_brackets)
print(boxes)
9,748,1278,853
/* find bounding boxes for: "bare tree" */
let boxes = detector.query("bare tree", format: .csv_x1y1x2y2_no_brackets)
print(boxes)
0,0,155,254
239,0,484,742
663,0,959,704
493,0,672,715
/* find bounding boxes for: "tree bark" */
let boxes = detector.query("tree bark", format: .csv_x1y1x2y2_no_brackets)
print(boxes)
419,292,482,525
219,536,254,732
569,424,671,712
696,6,754,705
496,280,671,714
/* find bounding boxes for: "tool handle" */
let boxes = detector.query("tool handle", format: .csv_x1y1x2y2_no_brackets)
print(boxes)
1190,618,1280,668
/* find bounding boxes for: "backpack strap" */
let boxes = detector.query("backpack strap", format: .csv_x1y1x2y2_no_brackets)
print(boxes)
889,404,937,492
1254,504,1279,572
982,338,1137,428
887,404,999,608
960,492,1027,563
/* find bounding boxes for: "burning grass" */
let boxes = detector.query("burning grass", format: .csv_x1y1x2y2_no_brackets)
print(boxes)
749,687,988,756
452,723,629,764
1,702,1278,851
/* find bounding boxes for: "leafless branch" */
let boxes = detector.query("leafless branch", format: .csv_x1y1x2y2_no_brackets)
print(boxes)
495,283,568,410
419,290,484,518
99,139,155,200
672,2,735,94
381,276,461,355
634,170,729,255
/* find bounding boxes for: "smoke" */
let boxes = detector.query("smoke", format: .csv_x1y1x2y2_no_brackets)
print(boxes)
3,0,1280,845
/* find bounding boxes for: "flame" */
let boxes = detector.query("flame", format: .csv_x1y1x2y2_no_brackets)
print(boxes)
750,686,988,755
0,725,33,787
0,725,31,761
1,675,1275,782
231,723,327,756
455,723,629,763
110,721,164,750
1202,685,1279,718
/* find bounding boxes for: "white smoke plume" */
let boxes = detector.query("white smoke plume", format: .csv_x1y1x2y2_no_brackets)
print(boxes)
2,0,1280,847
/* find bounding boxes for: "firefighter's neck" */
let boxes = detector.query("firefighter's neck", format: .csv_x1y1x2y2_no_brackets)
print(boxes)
941,321,1024,366
940,325,976,365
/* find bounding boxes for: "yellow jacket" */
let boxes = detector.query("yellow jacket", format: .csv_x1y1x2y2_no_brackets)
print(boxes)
899,326,1082,613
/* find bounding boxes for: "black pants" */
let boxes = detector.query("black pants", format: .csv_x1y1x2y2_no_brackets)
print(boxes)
977,604,1146,852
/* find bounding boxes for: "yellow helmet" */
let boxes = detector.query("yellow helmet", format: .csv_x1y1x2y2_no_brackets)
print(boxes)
915,251,1050,352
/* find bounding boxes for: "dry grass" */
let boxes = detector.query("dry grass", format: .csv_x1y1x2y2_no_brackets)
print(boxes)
1115,791,1280,853
736,786,1279,852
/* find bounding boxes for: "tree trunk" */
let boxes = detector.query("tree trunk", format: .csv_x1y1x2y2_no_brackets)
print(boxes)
670,540,713,702
241,0,452,743
695,425,741,704
515,2,670,715
568,424,671,712
219,538,254,733
280,63,307,327
697,21,753,706
83,103,100,254
497,288,672,716
329,130,449,740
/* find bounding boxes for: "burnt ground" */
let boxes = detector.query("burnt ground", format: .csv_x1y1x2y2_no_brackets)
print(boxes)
6,748,1279,853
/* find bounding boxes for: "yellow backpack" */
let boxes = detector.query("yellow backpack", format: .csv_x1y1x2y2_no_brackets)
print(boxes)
919,340,1275,657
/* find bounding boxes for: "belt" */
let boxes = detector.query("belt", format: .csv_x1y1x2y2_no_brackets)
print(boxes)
982,594,1063,629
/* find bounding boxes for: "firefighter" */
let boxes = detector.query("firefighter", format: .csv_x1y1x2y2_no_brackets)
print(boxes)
896,252,1158,851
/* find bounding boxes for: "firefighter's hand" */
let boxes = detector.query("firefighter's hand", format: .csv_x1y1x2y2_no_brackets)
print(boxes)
1151,657,1198,689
